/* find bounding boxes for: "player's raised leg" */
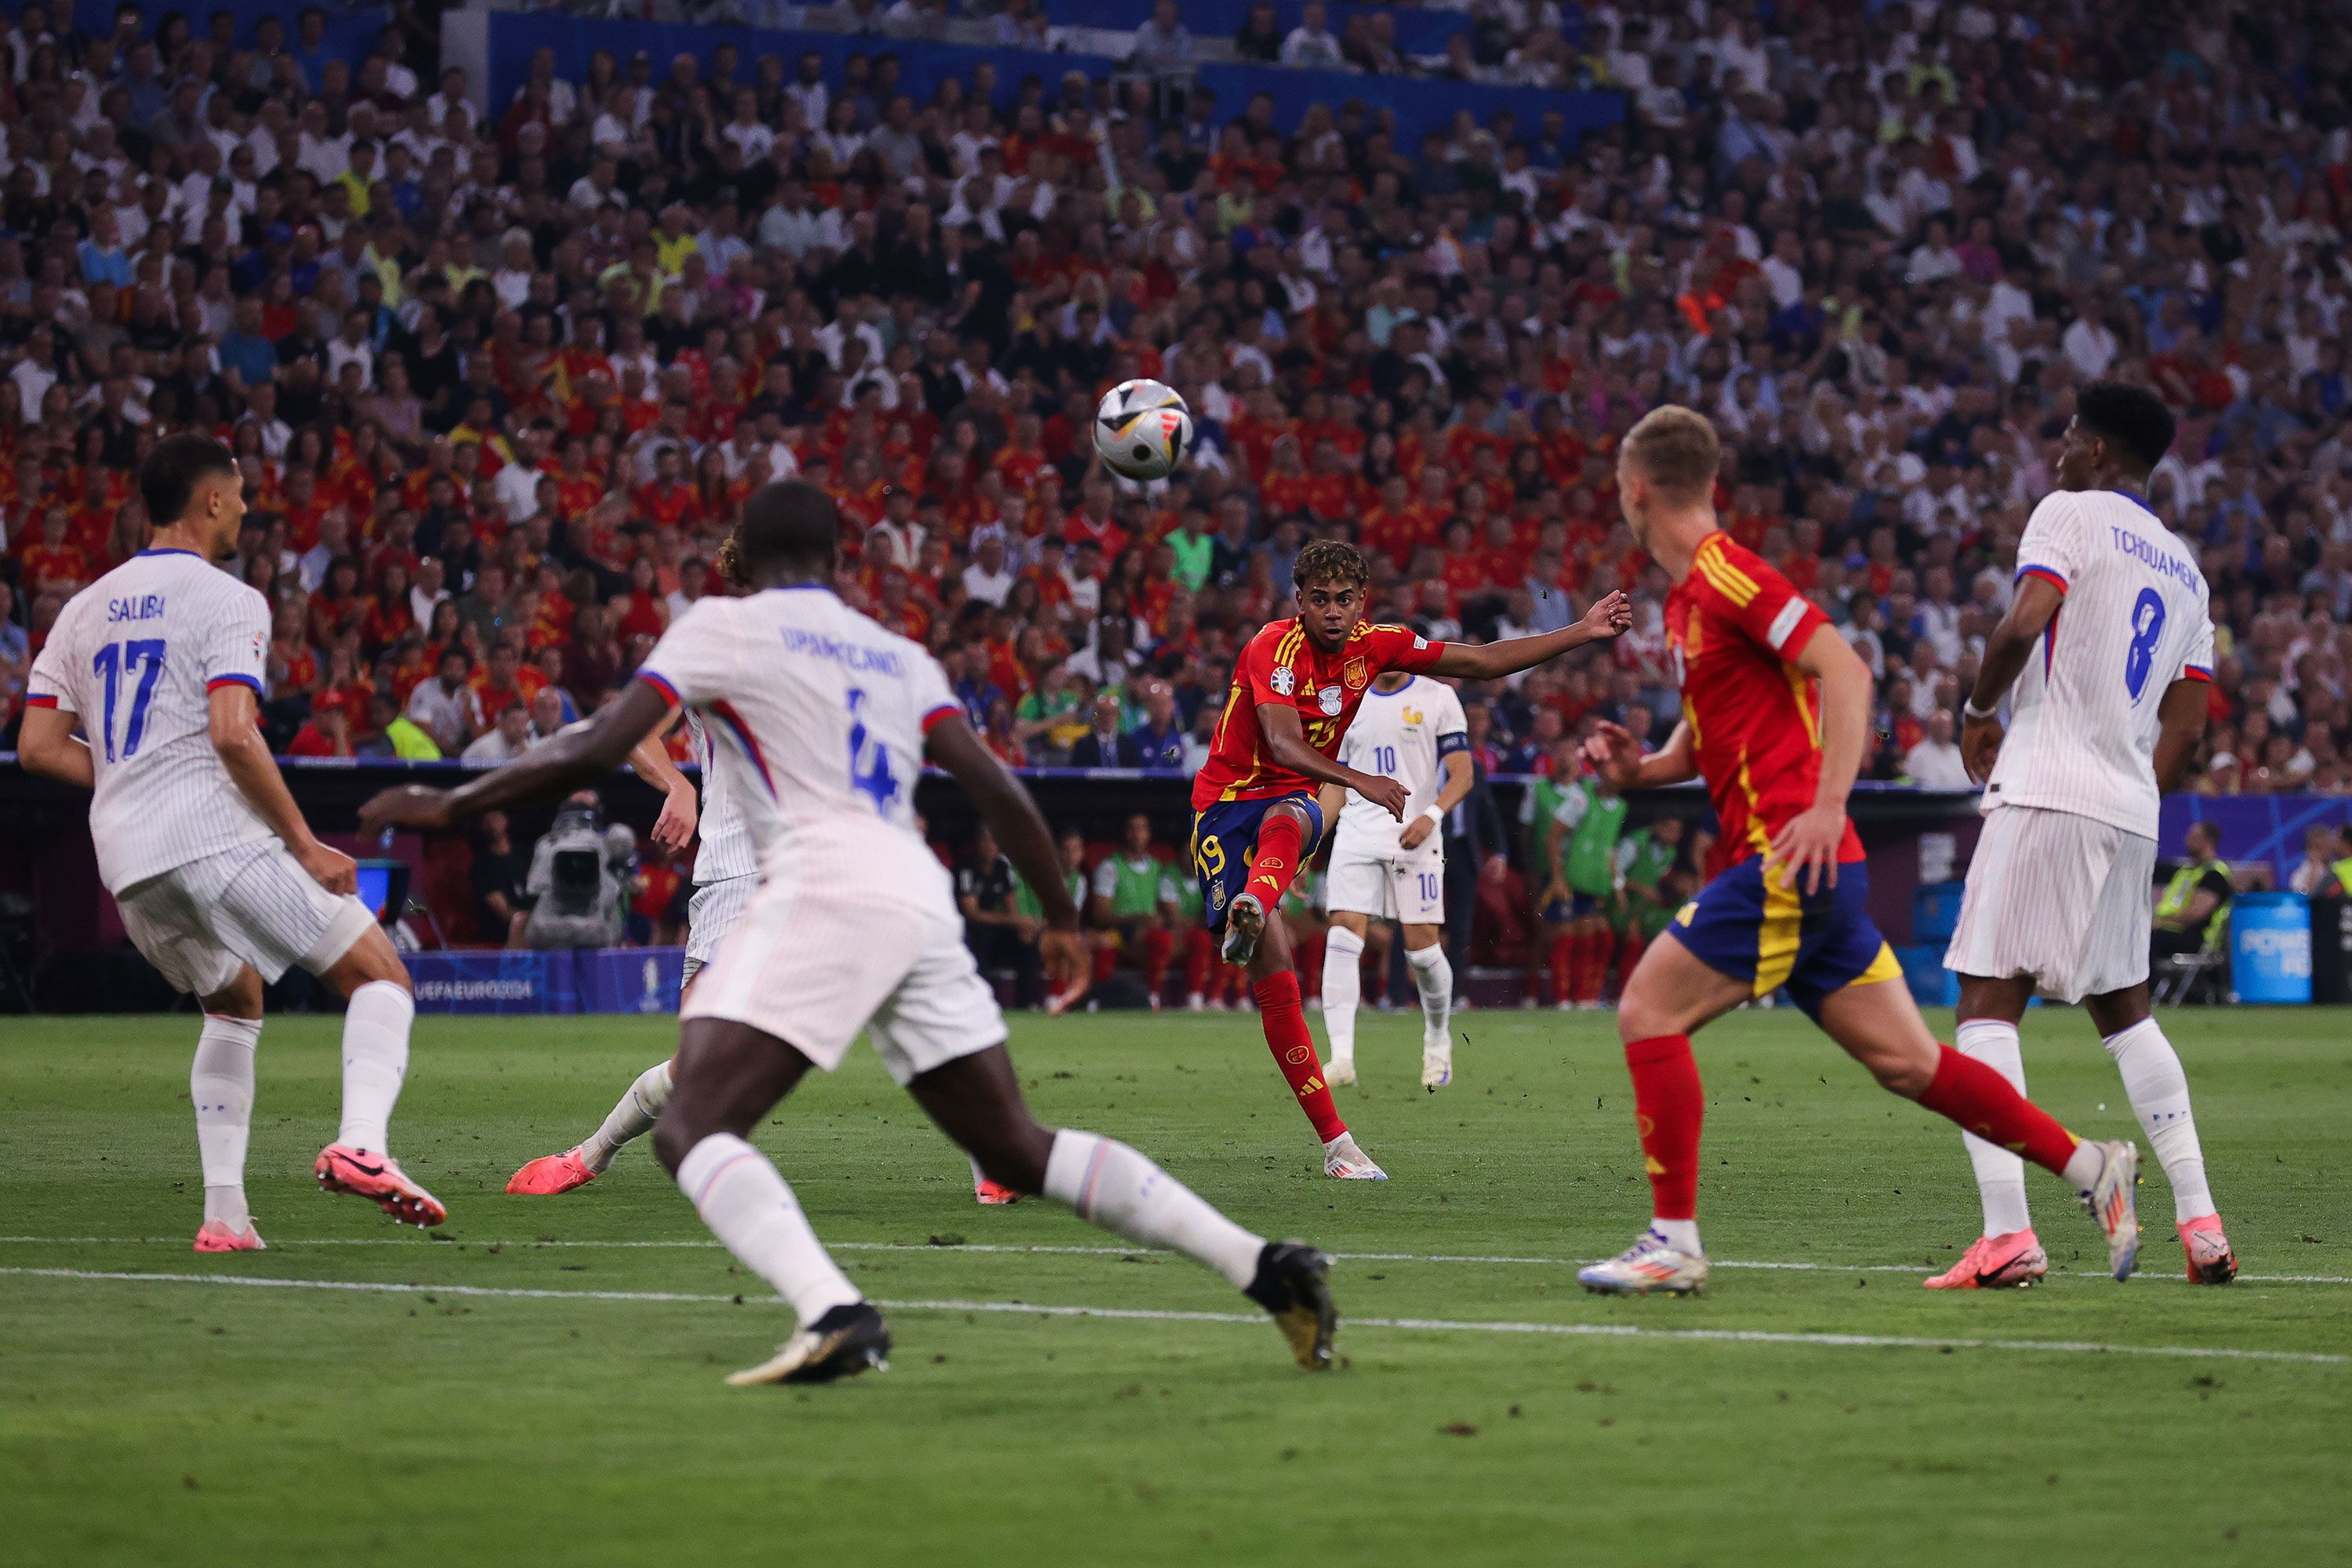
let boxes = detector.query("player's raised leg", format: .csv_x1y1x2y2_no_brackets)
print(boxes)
1577,929,1751,1294
910,1046,1335,1370
1200,795,1381,1178
311,926,445,1228
1814,970,2140,1280
191,967,267,1252
1319,912,1367,1086
509,1058,675,1196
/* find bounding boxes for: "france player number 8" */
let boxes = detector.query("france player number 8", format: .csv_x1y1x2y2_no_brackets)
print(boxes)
91,637,168,762
2123,588,2165,703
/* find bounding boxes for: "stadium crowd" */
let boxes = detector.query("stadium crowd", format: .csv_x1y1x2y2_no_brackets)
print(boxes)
0,0,2349,971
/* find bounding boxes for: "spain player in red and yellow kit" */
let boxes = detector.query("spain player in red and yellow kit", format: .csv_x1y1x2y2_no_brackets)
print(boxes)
1193,539,1632,1178
1574,408,2143,1295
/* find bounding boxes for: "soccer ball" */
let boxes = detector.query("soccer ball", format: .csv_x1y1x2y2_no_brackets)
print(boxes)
1094,379,1192,482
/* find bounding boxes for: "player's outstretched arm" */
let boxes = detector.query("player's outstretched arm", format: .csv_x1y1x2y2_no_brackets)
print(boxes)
925,712,1087,996
1959,574,2063,782
1584,719,1697,788
360,679,673,834
2151,677,2209,795
1769,624,1872,894
626,708,699,849
16,705,94,789
1429,590,1632,681
1258,699,1407,818
210,684,354,894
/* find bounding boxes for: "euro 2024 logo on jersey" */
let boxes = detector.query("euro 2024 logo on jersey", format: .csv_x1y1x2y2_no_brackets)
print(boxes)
1269,665,1296,696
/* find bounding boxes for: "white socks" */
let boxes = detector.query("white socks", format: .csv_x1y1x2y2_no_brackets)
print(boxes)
1319,926,1363,1068
1651,1218,1702,1254
192,1014,263,1230
1044,1129,1264,1289
2104,1018,2215,1221
1954,1018,2033,1236
1406,941,1452,1043
336,981,412,1155
579,1059,674,1173
678,1132,861,1327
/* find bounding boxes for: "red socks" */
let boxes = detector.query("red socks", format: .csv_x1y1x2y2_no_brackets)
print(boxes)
1917,1043,2080,1175
1254,971,1346,1142
1243,811,1306,909
1625,1034,1704,1221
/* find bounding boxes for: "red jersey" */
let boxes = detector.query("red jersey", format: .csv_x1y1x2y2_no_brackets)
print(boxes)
1191,619,1446,808
1665,532,1861,877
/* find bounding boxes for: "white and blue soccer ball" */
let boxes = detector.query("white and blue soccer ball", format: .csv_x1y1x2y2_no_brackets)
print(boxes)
1094,379,1192,482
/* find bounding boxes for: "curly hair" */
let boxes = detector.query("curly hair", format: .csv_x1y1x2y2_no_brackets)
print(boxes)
713,528,752,590
1292,538,1370,592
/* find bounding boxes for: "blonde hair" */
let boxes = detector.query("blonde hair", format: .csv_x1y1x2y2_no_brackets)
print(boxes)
1622,405,1721,503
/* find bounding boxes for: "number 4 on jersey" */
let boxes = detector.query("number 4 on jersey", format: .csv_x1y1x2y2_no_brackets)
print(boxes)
845,686,900,811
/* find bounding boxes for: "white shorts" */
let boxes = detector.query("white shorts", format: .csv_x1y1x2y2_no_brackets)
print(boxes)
114,840,377,997
681,840,1005,1086
682,873,757,986
1944,805,2154,1004
1326,833,1445,924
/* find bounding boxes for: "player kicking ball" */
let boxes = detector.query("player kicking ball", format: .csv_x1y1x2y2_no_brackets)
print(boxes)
1574,408,2143,1297
364,481,1340,1384
20,434,441,1247
1315,668,1472,1091
1936,382,2234,1288
1191,539,1630,1180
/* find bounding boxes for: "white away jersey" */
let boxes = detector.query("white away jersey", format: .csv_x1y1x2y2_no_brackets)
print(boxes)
1988,489,2215,836
1334,676,1468,852
637,586,957,874
27,548,277,891
681,709,757,884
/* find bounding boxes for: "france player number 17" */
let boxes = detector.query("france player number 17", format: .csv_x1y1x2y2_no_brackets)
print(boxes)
92,637,169,761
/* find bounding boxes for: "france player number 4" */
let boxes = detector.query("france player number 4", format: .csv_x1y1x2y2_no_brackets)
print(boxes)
2123,588,2165,703
91,637,168,762
844,686,901,811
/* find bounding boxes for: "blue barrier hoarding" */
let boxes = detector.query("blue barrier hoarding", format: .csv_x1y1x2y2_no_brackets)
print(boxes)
2230,893,2313,1005
577,947,685,1014
409,950,579,1014
407,948,684,1014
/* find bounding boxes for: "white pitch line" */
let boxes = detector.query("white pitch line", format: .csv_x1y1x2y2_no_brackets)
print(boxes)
2,1266,2343,1367
2,1235,2345,1286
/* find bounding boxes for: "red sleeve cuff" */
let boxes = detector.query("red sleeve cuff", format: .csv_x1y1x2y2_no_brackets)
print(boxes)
24,692,58,708
920,702,960,734
2182,665,2213,683
637,670,683,707
206,673,265,695
2015,565,2069,595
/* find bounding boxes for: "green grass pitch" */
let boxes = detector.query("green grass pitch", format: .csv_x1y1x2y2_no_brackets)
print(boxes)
2,1005,2347,1566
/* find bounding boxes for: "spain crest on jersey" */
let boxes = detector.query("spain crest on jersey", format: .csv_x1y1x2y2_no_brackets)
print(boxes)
1343,655,1367,690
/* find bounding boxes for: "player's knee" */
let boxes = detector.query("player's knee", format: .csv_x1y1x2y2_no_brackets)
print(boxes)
1864,1044,1936,1098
